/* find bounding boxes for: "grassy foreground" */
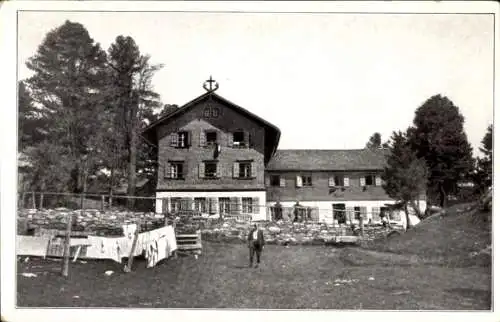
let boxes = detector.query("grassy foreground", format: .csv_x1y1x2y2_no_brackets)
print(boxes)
17,203,491,310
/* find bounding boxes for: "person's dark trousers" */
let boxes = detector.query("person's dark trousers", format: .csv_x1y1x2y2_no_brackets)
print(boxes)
249,242,262,267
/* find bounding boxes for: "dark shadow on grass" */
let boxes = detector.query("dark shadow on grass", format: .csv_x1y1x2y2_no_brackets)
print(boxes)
232,265,251,269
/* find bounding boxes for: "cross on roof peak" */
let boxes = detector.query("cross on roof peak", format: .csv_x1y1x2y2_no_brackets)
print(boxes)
203,76,219,92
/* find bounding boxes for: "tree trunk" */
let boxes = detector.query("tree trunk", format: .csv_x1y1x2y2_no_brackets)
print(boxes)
439,182,447,208
404,203,412,231
127,130,137,209
109,166,114,209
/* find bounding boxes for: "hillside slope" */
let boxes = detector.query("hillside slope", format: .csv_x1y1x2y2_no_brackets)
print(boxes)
366,202,492,266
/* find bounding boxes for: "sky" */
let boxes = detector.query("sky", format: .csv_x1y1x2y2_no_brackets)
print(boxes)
17,11,494,155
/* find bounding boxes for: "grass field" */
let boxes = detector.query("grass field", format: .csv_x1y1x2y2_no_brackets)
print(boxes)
17,203,492,310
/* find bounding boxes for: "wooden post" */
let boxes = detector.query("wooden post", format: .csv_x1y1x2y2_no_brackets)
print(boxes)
32,192,36,209
39,193,44,209
101,195,105,211
360,217,364,237
61,212,73,277
109,192,113,209
124,229,140,273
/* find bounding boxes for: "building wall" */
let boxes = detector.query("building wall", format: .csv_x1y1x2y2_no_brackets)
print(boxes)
265,170,390,202
156,99,266,191
155,190,267,221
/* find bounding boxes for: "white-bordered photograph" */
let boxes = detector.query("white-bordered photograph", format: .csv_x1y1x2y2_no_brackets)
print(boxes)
1,1,497,322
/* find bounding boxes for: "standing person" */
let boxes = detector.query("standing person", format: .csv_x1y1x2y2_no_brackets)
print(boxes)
247,224,265,268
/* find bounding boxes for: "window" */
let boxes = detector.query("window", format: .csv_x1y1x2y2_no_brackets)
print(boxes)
354,207,361,220
365,175,374,186
219,197,230,214
171,131,190,148
206,131,217,145
239,162,252,178
334,176,344,186
203,107,220,118
233,131,245,146
333,203,346,223
194,198,207,213
242,197,253,213
170,198,181,213
270,175,280,186
204,162,218,178
301,175,312,186
165,162,184,179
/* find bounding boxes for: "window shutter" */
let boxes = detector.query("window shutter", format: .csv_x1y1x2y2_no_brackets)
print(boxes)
375,176,382,186
280,177,286,187
199,131,206,147
230,197,239,214
252,197,260,214
346,207,354,222
265,176,270,186
248,133,253,148
251,162,256,178
236,198,242,213
181,162,186,179
244,131,249,147
161,198,169,213
209,197,218,214
233,162,239,178
187,198,194,210
360,177,366,187
328,177,335,187
372,207,381,221
296,175,303,187
361,207,368,220
198,162,205,178
344,177,350,187
227,133,233,147
170,133,178,147
164,163,171,178
216,163,221,178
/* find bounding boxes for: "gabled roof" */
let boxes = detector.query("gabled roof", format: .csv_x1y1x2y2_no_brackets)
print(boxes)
142,90,281,163
265,149,389,171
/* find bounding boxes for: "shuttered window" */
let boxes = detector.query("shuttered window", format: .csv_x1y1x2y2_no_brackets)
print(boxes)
328,177,335,187
242,197,253,213
360,177,366,187
170,131,190,148
194,198,207,213
343,177,350,187
219,197,231,214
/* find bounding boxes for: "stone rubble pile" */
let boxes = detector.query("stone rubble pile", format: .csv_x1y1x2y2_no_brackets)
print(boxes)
200,220,401,246
18,208,166,236
17,208,403,245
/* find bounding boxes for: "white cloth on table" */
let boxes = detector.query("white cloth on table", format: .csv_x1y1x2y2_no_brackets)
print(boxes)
85,236,124,263
82,225,177,265
16,236,50,257
146,240,159,268
143,226,177,268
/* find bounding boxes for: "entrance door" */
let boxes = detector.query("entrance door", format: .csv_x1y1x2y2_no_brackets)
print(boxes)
332,203,346,224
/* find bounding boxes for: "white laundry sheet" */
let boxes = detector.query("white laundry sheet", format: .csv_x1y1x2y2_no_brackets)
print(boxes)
83,225,177,267
16,235,51,257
